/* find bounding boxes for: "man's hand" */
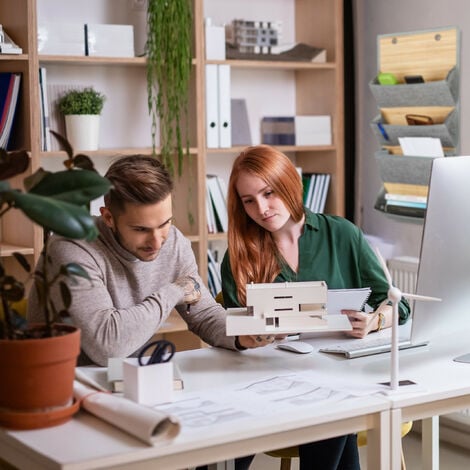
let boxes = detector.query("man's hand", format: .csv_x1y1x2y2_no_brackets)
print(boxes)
237,334,276,349
175,276,201,305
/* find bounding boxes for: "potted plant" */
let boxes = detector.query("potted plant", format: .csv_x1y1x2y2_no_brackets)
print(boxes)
0,133,111,429
58,87,106,152
146,0,192,176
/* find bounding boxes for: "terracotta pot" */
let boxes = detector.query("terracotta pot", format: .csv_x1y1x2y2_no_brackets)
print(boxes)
0,324,80,429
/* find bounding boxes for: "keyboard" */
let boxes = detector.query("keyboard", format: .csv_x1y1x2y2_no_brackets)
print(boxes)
319,336,427,359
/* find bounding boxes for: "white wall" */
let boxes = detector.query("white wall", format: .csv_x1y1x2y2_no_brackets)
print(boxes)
354,0,469,258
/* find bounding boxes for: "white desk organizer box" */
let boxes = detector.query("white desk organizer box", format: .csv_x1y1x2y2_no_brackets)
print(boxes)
123,358,174,406
226,281,328,335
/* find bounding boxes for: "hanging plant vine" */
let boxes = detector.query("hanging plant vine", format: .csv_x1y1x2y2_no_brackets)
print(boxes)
146,0,192,177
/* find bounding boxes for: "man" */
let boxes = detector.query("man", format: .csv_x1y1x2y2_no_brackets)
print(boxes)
27,155,267,366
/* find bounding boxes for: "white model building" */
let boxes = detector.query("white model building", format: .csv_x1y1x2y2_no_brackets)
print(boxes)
226,281,331,335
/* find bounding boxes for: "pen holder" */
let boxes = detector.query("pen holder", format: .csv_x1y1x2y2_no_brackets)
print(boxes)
123,358,174,406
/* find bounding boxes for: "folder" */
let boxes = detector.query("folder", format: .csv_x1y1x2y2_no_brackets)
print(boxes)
217,64,231,148
205,64,219,148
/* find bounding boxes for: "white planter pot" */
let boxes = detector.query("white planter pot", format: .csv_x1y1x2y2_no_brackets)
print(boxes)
64,114,101,151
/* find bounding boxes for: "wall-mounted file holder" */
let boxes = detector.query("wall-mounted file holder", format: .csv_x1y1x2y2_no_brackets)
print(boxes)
369,26,460,220
375,151,434,192
369,67,458,108
374,151,436,219
371,109,458,148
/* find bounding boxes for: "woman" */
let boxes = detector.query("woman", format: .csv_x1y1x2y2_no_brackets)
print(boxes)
221,145,410,469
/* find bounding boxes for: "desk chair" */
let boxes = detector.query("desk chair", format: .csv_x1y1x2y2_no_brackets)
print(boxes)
215,292,412,470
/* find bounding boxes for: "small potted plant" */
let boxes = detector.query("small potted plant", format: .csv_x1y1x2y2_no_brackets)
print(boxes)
0,132,111,429
58,87,106,152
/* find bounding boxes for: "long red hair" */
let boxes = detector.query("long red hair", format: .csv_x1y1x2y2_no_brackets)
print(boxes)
227,145,304,304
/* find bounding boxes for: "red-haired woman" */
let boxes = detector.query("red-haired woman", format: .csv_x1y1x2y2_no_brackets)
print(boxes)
221,145,410,469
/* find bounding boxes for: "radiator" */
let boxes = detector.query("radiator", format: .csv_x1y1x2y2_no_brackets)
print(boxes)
387,257,470,447
386,256,419,294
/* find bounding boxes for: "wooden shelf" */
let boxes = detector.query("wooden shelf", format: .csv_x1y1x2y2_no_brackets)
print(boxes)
159,310,189,334
39,55,147,66
208,233,227,242
0,54,28,62
207,59,337,70
40,147,199,158
206,145,336,154
0,243,34,257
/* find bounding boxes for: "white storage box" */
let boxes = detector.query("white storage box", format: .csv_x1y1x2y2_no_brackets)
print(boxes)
295,115,332,146
205,18,226,60
37,24,85,56
86,24,134,57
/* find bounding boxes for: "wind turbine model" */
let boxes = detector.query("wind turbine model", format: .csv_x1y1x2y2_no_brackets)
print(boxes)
374,248,441,391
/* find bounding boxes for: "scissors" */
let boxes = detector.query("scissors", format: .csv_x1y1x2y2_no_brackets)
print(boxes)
138,340,176,366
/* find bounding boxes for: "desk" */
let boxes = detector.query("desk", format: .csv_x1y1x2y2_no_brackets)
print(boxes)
0,345,391,470
384,330,470,470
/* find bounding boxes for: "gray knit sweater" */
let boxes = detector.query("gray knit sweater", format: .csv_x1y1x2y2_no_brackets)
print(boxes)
27,218,236,365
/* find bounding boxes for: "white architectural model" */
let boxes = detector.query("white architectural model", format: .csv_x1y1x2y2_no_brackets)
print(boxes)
226,281,330,335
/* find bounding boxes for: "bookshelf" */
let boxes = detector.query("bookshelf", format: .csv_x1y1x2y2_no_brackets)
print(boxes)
1,0,345,348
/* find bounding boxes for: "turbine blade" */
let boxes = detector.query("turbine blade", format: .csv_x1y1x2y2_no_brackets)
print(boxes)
403,293,441,302
374,247,393,287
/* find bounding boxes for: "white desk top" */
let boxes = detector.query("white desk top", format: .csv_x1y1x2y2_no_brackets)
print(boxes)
0,344,390,470
2,328,470,470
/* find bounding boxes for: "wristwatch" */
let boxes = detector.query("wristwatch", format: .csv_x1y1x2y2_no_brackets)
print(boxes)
375,312,386,332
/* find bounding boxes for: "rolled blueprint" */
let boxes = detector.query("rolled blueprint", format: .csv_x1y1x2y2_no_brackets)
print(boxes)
73,381,180,445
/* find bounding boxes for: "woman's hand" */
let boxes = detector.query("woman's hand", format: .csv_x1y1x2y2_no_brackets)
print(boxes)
342,304,392,338
341,310,371,338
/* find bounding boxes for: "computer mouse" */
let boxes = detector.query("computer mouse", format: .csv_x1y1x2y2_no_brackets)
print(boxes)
277,341,314,354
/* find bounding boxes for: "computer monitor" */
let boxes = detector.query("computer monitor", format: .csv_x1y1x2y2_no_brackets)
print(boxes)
411,156,470,350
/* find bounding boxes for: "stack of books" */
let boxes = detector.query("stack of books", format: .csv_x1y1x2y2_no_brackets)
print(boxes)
0,72,21,149
38,67,52,151
207,249,222,298
206,174,228,233
303,173,331,213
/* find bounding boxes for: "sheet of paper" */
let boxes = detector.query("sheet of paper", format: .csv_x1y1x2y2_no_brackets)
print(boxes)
157,372,388,435
398,137,444,157
327,287,372,315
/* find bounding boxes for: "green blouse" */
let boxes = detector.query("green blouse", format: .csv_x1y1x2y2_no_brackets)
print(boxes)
221,209,410,323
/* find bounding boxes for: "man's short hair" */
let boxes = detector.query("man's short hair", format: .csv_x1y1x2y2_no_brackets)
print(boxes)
104,155,173,214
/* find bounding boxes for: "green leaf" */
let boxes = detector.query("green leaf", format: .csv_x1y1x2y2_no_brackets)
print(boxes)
26,169,111,205
10,191,100,240
12,252,31,273
50,130,74,159
62,262,91,280
73,155,96,171
59,281,72,309
0,276,25,302
0,149,30,181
